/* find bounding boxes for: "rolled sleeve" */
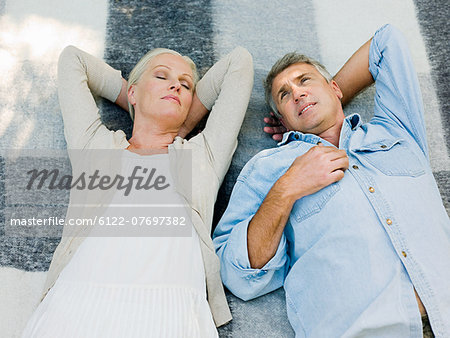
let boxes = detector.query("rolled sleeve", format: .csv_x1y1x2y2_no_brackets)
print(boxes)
369,24,428,158
213,179,289,301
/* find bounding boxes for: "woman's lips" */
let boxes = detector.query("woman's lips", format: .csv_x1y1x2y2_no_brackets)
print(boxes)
162,95,180,105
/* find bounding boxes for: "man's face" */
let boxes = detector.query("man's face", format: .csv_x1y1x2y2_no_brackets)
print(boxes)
271,63,343,136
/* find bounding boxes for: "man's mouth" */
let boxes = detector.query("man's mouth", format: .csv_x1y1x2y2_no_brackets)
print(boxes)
298,103,315,116
163,95,180,105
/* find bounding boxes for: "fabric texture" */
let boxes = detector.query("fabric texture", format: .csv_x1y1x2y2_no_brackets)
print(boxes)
40,45,253,329
213,24,450,337
1,1,449,337
23,153,218,337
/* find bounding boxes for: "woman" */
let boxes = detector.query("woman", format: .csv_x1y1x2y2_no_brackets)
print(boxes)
23,44,253,337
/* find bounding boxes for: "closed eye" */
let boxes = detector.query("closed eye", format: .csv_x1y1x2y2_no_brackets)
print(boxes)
300,77,310,84
280,91,289,100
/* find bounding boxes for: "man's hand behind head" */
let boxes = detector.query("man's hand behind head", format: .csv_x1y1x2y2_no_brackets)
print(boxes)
263,112,287,141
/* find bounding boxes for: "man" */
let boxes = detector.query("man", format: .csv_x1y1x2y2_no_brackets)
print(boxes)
213,24,450,337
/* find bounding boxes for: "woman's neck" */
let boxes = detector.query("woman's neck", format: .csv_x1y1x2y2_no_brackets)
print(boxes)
127,116,179,154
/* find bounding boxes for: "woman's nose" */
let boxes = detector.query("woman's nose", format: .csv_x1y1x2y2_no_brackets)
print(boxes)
169,82,181,91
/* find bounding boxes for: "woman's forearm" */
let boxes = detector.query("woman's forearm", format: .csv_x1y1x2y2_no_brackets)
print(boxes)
177,92,209,138
115,78,130,112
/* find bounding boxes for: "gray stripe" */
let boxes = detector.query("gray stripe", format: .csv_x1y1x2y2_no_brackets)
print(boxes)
413,0,450,152
100,0,216,137
211,0,321,227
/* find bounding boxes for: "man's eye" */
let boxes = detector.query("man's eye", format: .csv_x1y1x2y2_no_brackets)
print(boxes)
300,77,310,84
280,91,288,100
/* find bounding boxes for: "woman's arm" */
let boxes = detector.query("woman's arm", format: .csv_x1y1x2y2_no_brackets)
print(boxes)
57,46,128,149
196,47,254,181
114,78,130,112
177,92,209,139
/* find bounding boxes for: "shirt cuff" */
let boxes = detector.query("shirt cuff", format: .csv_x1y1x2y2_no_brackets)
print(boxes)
226,215,288,278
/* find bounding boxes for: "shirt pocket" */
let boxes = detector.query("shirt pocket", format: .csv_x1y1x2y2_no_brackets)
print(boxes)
352,138,425,177
292,182,340,223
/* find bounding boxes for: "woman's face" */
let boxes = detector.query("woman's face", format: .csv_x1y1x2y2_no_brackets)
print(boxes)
128,53,194,129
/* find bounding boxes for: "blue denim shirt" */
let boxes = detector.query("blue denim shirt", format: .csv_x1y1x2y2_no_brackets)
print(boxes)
213,25,450,337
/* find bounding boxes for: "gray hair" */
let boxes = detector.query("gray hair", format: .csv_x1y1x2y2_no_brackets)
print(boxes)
264,53,332,118
127,48,199,120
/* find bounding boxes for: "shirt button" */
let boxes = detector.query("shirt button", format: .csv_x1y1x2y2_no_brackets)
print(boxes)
380,145,387,149
352,165,359,170
294,134,299,140
369,187,375,193
402,251,407,258
386,219,392,225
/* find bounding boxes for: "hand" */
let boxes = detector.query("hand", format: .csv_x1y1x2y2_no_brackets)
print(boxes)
263,112,287,141
277,144,349,202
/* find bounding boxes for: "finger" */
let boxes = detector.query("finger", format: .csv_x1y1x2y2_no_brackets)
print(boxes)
329,169,345,182
264,126,276,134
272,126,286,134
273,134,283,141
264,117,281,125
331,157,349,171
327,149,348,161
312,145,339,153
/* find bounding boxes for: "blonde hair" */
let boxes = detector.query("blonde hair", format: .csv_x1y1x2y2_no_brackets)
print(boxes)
127,48,199,120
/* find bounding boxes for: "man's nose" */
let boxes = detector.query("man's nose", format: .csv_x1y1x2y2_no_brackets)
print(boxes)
293,87,306,103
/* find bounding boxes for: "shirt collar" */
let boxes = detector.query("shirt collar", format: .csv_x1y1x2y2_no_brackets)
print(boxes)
277,113,362,147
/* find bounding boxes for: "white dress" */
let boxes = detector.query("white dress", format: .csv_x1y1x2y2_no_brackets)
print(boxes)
23,151,218,338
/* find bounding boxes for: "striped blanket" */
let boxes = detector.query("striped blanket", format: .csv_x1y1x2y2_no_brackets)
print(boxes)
1,0,448,336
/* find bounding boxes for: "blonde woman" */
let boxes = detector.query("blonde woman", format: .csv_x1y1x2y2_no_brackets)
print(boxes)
23,45,253,337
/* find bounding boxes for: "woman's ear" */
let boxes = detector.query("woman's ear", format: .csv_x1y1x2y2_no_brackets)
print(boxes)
127,85,136,106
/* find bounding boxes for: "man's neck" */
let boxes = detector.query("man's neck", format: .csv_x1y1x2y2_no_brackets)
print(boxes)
317,119,344,148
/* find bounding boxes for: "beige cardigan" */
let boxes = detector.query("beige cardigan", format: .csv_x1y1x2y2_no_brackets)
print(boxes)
42,45,253,327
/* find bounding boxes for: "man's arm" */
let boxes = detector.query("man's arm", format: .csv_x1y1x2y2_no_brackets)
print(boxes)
368,24,428,157
247,145,348,268
333,39,374,107
213,160,290,301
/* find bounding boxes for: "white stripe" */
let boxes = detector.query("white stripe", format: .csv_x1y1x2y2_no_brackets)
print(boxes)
313,0,450,171
0,268,47,337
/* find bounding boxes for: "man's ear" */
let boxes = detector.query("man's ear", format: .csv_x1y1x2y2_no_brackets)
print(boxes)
330,80,343,100
279,117,289,131
128,85,136,106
